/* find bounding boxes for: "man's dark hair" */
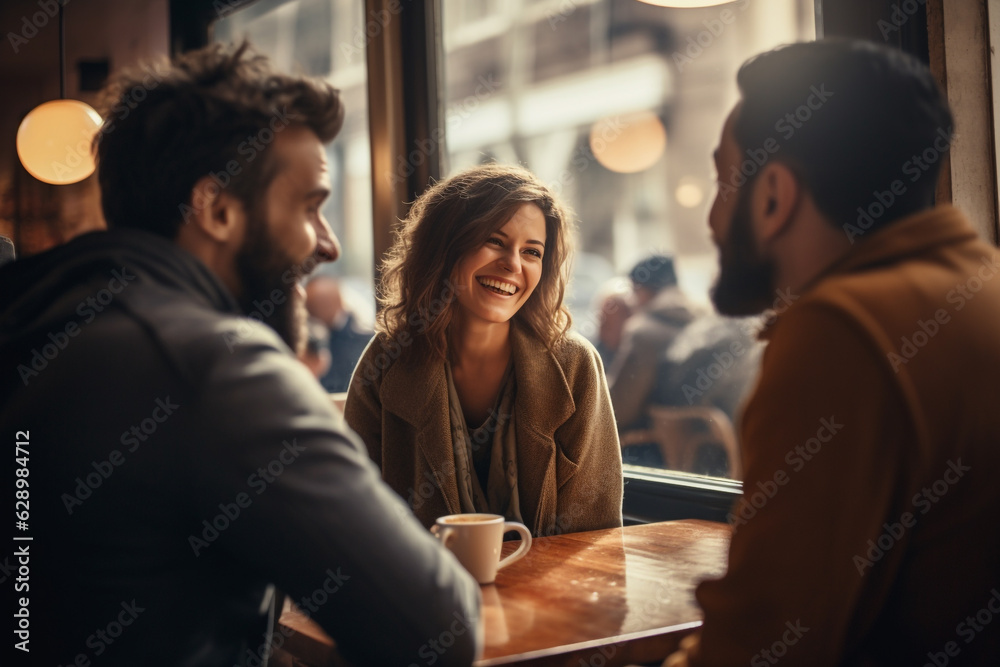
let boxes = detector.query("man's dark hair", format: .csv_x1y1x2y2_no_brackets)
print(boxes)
734,39,953,233
95,41,344,238
629,255,676,292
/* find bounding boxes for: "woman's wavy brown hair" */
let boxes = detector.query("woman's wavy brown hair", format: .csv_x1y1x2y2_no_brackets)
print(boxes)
377,163,575,359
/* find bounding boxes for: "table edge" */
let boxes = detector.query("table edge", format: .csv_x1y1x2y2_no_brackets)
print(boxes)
473,620,702,666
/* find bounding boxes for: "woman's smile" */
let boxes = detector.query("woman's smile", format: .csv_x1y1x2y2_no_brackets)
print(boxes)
452,203,546,325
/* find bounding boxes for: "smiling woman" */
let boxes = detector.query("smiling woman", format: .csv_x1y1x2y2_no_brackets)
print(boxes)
344,163,624,536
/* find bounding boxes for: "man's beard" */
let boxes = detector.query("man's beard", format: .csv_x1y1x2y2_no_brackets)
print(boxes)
710,183,776,317
235,212,309,354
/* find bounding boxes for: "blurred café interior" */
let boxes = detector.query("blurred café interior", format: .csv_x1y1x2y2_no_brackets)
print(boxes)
1,0,999,663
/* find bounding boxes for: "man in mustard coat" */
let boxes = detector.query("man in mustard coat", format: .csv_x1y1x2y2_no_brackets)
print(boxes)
667,40,1000,666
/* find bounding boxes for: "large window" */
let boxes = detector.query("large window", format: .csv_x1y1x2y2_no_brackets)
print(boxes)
215,0,376,326
441,0,815,481
211,0,816,516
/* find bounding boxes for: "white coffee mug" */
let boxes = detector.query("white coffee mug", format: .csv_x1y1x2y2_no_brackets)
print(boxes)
431,513,532,584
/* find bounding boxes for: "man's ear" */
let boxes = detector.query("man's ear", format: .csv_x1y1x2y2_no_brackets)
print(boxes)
751,161,801,243
183,175,246,245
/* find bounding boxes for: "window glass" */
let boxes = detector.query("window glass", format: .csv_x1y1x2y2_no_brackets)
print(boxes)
442,0,815,480
215,0,376,392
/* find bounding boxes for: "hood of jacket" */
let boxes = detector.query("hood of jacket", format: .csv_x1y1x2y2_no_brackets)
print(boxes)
0,228,239,347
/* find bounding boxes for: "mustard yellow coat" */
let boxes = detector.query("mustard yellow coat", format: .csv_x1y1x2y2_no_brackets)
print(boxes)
674,206,1000,666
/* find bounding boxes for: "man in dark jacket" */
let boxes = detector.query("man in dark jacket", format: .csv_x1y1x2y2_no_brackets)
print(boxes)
0,43,479,667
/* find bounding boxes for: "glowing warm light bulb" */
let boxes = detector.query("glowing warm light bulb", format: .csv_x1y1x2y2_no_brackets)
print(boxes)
590,111,667,174
17,99,102,185
675,178,706,208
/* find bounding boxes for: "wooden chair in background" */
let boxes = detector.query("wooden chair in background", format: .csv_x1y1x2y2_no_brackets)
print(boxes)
620,405,742,479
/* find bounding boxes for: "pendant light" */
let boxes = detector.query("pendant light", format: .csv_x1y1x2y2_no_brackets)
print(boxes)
16,1,101,185
590,111,667,174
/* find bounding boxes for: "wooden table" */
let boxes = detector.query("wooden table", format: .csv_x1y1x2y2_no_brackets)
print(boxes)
278,519,731,667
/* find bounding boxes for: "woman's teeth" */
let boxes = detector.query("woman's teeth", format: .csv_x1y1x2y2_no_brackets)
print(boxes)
477,277,517,295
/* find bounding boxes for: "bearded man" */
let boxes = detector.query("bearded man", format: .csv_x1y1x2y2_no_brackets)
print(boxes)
0,43,479,666
667,39,1000,666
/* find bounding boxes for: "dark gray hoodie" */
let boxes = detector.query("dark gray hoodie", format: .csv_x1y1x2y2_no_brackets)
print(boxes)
0,229,480,667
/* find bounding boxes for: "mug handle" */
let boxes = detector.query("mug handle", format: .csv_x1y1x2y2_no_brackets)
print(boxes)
431,524,456,548
497,522,532,571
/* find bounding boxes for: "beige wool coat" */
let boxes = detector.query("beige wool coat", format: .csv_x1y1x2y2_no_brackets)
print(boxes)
344,323,624,536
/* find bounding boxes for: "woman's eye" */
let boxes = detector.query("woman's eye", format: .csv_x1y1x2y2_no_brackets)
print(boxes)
487,237,503,247
524,248,542,259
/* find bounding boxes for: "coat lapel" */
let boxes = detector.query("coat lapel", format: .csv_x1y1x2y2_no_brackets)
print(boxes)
380,350,462,516
510,324,575,532
376,325,580,530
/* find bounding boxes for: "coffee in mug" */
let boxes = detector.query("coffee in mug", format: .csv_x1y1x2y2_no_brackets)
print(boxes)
431,513,532,584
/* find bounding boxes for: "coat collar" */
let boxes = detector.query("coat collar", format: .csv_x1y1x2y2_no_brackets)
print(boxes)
758,205,980,340
380,321,576,429
509,323,576,428
378,322,577,519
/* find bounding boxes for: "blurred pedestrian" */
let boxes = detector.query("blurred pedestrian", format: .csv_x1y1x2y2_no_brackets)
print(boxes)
607,254,695,431
305,275,373,392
